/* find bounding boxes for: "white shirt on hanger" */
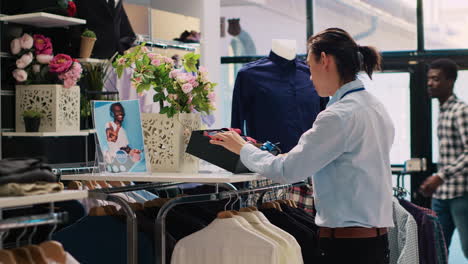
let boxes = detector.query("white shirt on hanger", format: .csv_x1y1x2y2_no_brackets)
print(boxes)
252,211,304,264
239,211,301,264
171,218,280,264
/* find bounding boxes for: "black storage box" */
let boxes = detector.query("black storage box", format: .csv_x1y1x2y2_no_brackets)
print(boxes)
186,130,251,174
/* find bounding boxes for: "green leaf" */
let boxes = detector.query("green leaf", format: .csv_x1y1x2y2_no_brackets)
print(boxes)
153,93,165,102
142,55,150,65
160,107,169,114
137,83,151,93
116,67,123,78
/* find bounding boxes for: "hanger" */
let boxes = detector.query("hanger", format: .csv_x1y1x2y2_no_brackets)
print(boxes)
11,248,34,264
24,245,48,264
96,180,111,188
217,193,234,219
0,250,17,264
239,207,253,213
39,241,66,264
144,198,170,208
67,181,82,190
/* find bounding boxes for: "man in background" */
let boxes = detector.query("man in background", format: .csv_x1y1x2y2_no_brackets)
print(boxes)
420,58,468,259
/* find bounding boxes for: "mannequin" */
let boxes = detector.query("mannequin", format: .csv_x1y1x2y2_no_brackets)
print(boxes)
271,39,296,61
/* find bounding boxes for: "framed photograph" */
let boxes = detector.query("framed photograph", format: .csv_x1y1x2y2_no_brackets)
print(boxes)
92,100,148,173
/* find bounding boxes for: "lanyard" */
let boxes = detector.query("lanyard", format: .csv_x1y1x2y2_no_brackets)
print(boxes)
340,87,365,100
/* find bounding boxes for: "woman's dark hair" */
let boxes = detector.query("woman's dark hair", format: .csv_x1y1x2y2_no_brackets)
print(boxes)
429,58,458,81
110,102,125,118
307,28,381,81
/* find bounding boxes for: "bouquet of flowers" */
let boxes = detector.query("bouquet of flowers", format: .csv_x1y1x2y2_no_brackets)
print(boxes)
11,33,82,88
113,44,217,119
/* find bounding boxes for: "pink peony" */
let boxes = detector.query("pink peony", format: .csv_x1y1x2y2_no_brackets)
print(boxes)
32,64,41,73
37,54,53,64
169,69,180,79
12,69,28,82
147,53,157,60
117,57,126,65
164,57,173,64
20,34,34,50
49,54,73,73
33,34,53,55
182,83,193,94
16,52,33,69
63,78,75,88
207,92,216,102
151,59,161,66
10,38,21,55
192,81,199,88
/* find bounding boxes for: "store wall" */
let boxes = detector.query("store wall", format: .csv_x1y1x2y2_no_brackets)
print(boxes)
124,3,150,37
151,9,200,41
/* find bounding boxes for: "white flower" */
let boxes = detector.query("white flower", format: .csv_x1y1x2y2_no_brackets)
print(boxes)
37,54,53,64
32,64,41,73
16,52,33,69
12,69,28,82
20,34,33,49
10,38,21,55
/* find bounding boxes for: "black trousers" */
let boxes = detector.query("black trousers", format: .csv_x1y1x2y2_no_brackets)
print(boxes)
316,234,390,264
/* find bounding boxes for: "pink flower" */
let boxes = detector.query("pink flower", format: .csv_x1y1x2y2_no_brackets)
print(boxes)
117,57,126,65
10,38,21,55
33,34,53,55
151,59,161,66
182,83,193,94
192,81,199,88
207,92,216,102
133,76,142,85
63,78,75,88
199,66,207,73
168,94,178,100
147,53,157,60
169,69,180,79
12,69,28,82
37,54,53,64
20,34,33,49
32,64,41,73
16,52,33,69
49,54,73,74
164,57,173,64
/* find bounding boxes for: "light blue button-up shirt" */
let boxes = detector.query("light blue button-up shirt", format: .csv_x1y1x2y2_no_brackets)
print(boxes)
240,79,395,228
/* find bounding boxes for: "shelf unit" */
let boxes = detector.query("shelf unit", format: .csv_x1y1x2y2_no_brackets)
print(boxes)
0,12,86,28
0,190,88,209
2,130,92,137
61,172,265,183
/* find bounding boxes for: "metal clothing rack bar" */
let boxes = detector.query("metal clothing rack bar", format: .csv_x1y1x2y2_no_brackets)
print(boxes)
0,212,68,232
154,181,306,264
136,41,197,52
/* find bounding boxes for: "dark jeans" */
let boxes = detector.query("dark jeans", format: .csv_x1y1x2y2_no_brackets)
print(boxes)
432,194,468,258
317,234,390,264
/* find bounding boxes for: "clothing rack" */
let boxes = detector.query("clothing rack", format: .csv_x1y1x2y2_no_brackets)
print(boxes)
155,181,306,264
136,40,197,52
0,212,67,232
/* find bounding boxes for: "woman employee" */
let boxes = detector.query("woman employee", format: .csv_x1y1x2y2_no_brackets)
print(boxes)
210,27,393,264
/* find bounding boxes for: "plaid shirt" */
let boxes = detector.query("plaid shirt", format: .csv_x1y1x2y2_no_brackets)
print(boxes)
248,178,314,214
434,94,468,199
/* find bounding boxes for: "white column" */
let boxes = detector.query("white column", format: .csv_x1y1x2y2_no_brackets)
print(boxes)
200,0,221,128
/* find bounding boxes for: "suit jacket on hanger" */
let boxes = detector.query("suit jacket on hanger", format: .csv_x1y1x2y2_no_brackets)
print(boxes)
73,0,136,59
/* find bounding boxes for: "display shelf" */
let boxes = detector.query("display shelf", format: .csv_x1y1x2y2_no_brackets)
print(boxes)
77,58,108,64
61,172,265,183
0,12,86,28
2,130,92,137
0,190,88,208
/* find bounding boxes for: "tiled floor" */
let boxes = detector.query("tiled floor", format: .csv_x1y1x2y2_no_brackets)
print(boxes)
449,230,467,263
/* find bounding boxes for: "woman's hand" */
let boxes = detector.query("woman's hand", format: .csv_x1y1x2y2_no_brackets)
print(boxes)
209,131,247,155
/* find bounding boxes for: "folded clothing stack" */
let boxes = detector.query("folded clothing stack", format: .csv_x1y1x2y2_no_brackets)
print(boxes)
0,158,62,196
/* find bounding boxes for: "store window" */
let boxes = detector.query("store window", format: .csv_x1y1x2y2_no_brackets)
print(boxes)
314,0,417,52
432,70,468,162
220,0,307,57
424,0,468,50
359,72,411,165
